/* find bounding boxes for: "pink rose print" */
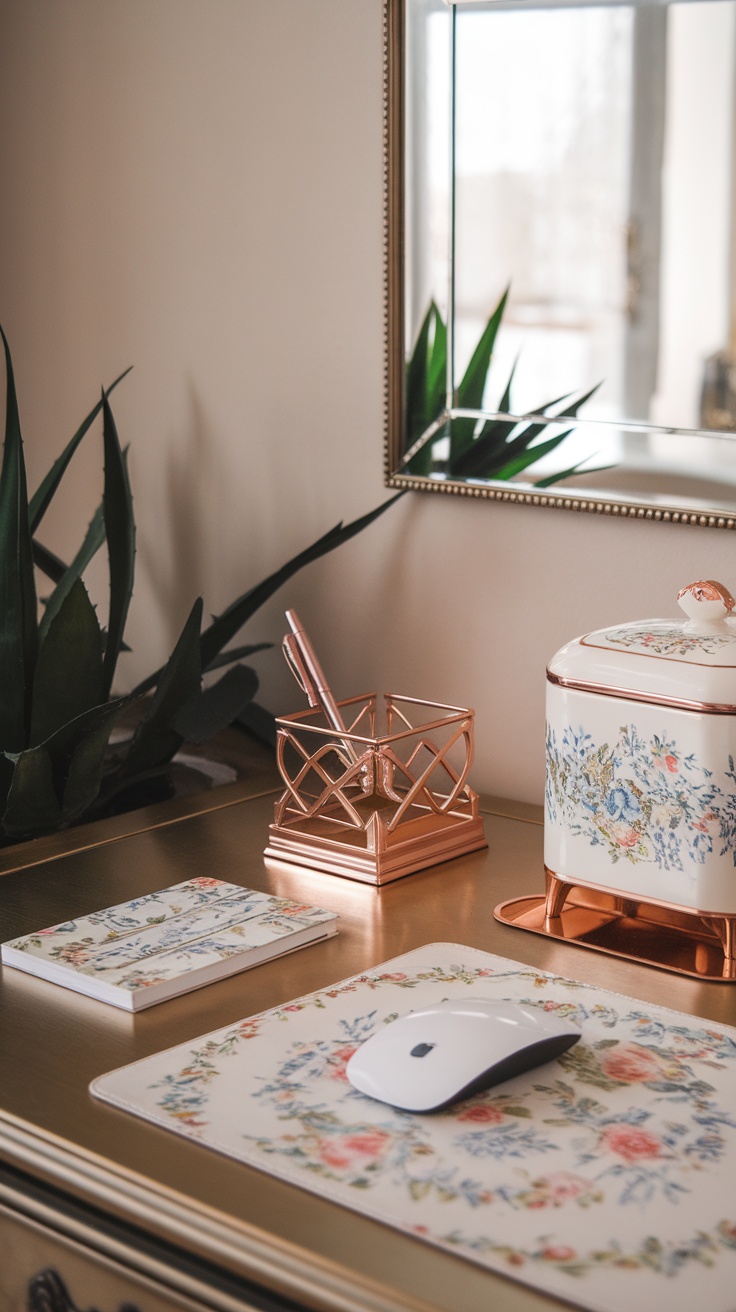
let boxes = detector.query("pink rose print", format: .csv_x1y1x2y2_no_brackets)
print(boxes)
191,877,222,887
611,825,639,848
328,1044,359,1082
379,972,407,981
540,1172,590,1203
600,1044,662,1083
541,1246,576,1263
600,1124,662,1162
457,1104,505,1125
236,1020,260,1040
521,1172,594,1210
56,945,93,966
318,1129,390,1171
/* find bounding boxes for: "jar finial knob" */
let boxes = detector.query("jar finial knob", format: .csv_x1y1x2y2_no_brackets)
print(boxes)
677,580,736,629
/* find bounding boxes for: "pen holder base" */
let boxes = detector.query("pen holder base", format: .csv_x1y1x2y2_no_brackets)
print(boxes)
264,693,487,885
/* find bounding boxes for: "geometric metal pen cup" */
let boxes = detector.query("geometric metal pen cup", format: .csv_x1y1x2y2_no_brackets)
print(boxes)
264,692,487,885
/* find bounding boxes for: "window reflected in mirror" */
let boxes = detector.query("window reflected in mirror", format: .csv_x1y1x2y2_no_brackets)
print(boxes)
388,0,736,522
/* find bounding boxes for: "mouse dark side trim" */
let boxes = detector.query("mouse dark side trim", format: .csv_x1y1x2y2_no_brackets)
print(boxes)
424,1031,580,1113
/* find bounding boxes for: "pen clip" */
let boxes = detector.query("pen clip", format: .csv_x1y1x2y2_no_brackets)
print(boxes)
282,633,321,709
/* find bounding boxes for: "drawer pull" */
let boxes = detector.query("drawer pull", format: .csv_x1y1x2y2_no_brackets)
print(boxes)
28,1268,141,1312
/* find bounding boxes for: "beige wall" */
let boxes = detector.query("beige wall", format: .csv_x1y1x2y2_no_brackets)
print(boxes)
1,0,735,806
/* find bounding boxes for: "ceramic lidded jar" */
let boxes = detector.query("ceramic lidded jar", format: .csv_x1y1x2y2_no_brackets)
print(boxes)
545,580,736,915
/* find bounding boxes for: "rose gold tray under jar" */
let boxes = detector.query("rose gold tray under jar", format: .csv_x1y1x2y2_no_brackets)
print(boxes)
495,870,736,982
264,693,487,884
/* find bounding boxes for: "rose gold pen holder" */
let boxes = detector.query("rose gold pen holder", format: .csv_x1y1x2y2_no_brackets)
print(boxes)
264,693,487,884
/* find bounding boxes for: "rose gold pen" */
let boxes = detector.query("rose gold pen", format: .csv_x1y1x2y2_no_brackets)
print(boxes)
282,610,360,763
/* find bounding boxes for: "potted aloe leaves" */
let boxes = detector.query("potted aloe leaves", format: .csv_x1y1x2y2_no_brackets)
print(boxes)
404,286,606,485
0,326,398,847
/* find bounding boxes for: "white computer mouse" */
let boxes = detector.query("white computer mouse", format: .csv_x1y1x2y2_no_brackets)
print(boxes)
346,997,581,1113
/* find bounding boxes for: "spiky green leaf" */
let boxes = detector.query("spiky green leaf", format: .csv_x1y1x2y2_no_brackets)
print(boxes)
173,664,259,744
485,391,574,463
534,461,616,489
449,416,516,477
39,503,106,642
449,382,602,482
449,297,510,464
406,305,444,437
41,694,132,799
489,429,574,482
101,396,135,698
30,578,104,746
480,383,602,480
0,754,14,818
198,496,402,672
62,715,123,821
426,306,447,405
129,495,402,700
453,411,557,481
28,366,132,533
32,538,67,585
405,303,448,475
555,382,603,422
204,642,271,674
455,285,509,412
405,303,433,446
495,353,519,415
119,598,203,777
0,325,38,750
2,747,62,836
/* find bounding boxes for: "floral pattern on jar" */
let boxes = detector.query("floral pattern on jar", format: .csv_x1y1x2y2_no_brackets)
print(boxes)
599,624,736,659
545,722,736,870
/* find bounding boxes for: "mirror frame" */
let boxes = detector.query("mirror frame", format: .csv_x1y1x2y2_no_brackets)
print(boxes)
383,0,736,530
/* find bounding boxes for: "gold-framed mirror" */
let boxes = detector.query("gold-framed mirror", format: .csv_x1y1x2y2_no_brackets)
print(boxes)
384,0,736,527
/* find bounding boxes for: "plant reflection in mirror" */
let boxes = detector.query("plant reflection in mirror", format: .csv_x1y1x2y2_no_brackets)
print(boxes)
404,287,611,486
0,327,401,845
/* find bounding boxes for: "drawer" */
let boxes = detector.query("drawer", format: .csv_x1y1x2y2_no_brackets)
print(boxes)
0,1199,217,1312
0,1157,330,1312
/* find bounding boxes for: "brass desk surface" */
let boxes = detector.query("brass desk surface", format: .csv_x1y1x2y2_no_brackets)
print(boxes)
1,789,734,1312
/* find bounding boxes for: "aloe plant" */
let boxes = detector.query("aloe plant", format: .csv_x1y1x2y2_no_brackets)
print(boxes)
0,327,400,844
404,289,607,485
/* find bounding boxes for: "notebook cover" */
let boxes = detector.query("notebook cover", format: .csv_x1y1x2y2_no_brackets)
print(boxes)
1,877,337,1010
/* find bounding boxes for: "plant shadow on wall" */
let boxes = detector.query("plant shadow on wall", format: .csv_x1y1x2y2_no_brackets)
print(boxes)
0,327,401,848
404,286,611,486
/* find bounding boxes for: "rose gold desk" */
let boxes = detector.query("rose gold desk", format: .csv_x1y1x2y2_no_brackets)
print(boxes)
1,785,734,1312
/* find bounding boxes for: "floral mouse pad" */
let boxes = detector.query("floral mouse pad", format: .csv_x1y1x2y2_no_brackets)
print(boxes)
90,944,736,1312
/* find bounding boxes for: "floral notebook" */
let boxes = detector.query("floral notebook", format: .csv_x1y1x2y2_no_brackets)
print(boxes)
1,878,337,1011
91,943,736,1312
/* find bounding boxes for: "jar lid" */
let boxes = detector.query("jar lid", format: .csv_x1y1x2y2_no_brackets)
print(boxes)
547,580,736,712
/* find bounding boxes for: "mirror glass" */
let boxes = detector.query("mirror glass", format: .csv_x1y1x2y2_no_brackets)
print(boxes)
387,0,736,524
